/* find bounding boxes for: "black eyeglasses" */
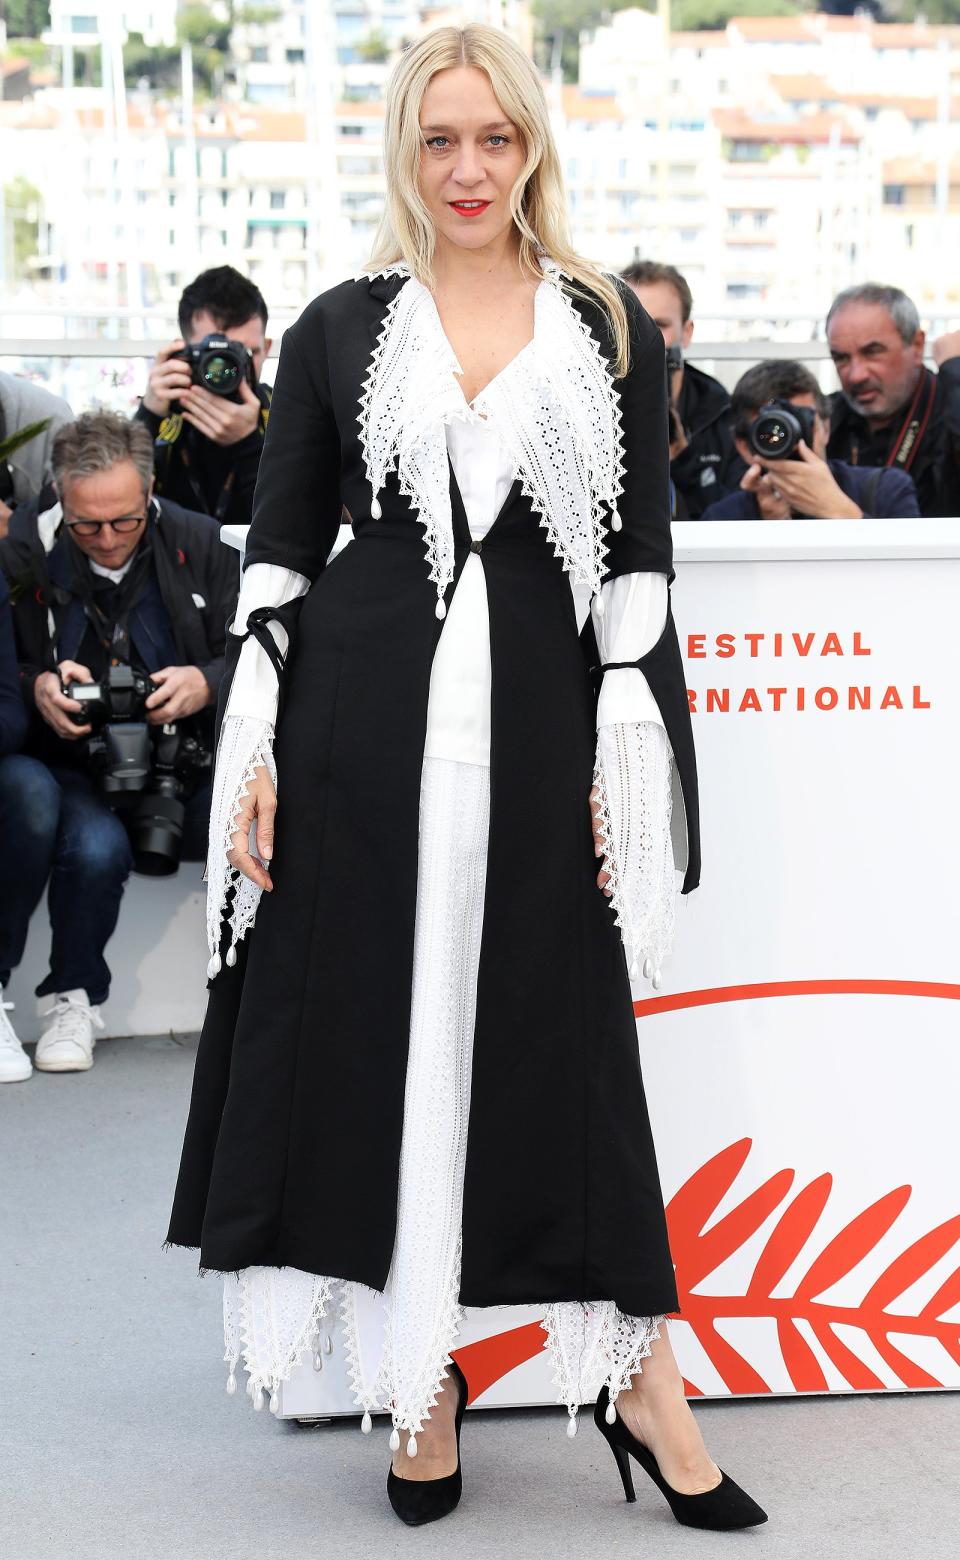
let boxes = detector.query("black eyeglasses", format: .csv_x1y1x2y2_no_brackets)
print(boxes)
63,514,147,538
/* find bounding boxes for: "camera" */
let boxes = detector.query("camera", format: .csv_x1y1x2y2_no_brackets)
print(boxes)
748,398,817,462
665,343,684,376
66,664,211,876
173,333,254,402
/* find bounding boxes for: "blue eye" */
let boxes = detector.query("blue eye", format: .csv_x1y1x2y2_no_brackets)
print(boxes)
425,136,449,150
488,135,509,148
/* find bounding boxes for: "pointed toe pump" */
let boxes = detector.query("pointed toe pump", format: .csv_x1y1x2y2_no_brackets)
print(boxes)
387,1359,468,1527
594,1386,768,1531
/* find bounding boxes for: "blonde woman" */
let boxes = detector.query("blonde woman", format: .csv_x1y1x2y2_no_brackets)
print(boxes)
168,24,766,1531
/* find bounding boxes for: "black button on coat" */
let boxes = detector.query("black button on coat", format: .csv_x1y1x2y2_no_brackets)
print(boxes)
167,273,700,1321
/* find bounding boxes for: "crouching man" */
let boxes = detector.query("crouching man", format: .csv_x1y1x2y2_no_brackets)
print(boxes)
0,413,238,1080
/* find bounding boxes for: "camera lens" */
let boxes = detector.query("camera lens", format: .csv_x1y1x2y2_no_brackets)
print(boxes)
754,417,790,454
201,353,240,393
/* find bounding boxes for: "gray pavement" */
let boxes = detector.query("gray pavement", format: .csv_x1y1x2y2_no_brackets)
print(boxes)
3,1032,958,1560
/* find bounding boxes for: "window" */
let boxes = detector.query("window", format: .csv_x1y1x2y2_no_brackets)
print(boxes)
270,190,286,210
883,185,906,205
753,211,770,230
251,47,269,63
286,48,305,63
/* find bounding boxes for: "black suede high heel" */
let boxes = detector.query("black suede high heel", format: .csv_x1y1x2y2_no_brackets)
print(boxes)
387,1358,468,1527
594,1385,768,1531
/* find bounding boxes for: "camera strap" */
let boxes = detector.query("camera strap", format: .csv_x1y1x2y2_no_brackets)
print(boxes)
69,536,154,669
177,433,237,524
850,368,936,475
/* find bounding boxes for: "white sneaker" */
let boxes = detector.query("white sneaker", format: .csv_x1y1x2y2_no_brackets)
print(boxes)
0,990,32,1083
34,989,105,1073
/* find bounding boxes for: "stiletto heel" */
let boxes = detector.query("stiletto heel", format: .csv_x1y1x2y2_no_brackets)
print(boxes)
387,1358,468,1526
610,1439,637,1503
593,1385,768,1531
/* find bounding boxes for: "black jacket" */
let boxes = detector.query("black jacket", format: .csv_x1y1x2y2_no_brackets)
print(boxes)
168,271,694,1319
0,574,26,757
0,496,239,756
827,360,960,519
670,361,745,518
135,382,271,527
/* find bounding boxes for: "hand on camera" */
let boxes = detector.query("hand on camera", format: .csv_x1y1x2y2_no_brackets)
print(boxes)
142,339,193,419
742,442,861,520
144,665,211,724
179,377,261,447
227,766,276,893
35,659,94,739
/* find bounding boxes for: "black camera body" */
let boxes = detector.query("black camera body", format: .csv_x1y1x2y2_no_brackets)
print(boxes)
173,332,254,402
665,343,684,377
748,398,817,462
65,664,210,876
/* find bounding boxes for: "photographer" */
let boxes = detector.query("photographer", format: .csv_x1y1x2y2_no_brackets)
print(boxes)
622,260,744,516
0,413,238,1078
135,266,272,528
700,360,919,522
826,283,960,518
0,371,74,540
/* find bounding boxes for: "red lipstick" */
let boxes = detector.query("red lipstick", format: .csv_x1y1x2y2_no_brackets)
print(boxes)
449,200,491,219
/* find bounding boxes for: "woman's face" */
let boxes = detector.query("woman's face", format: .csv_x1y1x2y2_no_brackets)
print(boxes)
417,65,526,255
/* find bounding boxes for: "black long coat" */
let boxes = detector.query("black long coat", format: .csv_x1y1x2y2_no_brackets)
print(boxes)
167,271,699,1320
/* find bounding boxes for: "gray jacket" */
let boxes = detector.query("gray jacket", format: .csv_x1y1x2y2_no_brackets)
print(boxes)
0,372,74,504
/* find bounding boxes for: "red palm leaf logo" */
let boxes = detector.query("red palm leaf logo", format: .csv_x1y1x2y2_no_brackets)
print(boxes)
667,1137,960,1394
455,1137,960,1401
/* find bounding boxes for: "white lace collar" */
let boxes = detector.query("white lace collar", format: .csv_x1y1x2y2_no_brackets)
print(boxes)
357,257,624,618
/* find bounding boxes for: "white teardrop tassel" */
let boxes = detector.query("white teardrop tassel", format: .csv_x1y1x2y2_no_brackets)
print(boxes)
323,1332,333,1355
642,956,654,980
370,496,382,520
435,596,446,620
253,1387,264,1411
611,511,623,532
389,1428,401,1452
630,955,639,979
207,952,221,979
407,1435,418,1457
593,593,605,618
226,1371,237,1396
246,1376,255,1398
361,1411,373,1435
567,1407,579,1439
652,968,663,991
269,1389,279,1415
605,1400,617,1426
313,1351,323,1372
225,944,237,968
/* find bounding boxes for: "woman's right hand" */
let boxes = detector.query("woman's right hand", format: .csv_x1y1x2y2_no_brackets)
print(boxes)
227,765,277,891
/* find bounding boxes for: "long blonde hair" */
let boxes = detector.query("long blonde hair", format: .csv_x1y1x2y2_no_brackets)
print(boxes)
366,24,631,376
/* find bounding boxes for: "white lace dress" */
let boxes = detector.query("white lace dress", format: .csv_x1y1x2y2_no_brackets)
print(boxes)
210,268,682,1448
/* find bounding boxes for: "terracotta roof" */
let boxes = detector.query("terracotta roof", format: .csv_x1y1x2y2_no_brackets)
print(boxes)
561,86,623,121
334,99,385,119
728,18,819,42
873,23,960,50
883,156,960,184
714,107,860,145
843,92,960,121
770,74,835,101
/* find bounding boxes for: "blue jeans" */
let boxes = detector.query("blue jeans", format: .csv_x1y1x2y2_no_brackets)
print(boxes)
0,754,210,1005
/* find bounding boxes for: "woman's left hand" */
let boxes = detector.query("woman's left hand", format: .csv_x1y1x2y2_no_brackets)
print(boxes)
589,785,612,897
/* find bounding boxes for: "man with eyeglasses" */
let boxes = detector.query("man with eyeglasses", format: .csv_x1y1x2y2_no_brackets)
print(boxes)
0,412,239,1081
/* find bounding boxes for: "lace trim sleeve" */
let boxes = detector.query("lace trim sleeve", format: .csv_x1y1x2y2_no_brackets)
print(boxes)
593,719,679,989
205,714,277,976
